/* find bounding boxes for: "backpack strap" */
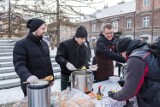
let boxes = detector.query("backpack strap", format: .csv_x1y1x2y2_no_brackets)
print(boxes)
142,52,160,83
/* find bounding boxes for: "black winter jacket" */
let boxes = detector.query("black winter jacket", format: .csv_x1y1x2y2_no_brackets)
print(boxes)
13,32,54,95
55,38,89,76
96,34,125,63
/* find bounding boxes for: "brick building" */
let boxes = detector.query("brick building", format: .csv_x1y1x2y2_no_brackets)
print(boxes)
67,0,160,48
135,0,160,42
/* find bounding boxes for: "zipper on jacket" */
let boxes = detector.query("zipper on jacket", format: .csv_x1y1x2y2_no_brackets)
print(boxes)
41,42,47,77
76,45,80,66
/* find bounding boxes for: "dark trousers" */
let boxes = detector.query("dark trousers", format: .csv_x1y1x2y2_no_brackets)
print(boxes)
61,74,71,91
21,81,27,97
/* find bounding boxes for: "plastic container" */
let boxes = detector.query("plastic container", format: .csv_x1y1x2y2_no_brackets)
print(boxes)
51,96,60,107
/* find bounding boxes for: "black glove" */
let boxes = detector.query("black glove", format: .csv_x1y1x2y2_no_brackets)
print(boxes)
117,79,125,87
108,91,115,99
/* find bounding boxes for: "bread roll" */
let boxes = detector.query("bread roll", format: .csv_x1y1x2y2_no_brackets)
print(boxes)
71,99,95,107
67,101,79,107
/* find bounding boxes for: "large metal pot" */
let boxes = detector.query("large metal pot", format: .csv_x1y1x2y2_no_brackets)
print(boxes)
27,80,51,107
70,70,94,93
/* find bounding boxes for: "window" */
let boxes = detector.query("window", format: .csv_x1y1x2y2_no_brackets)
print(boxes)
91,38,96,42
91,37,96,43
100,23,105,31
92,23,96,32
127,19,132,29
140,34,151,43
0,24,2,31
142,16,150,27
112,20,118,31
143,0,150,6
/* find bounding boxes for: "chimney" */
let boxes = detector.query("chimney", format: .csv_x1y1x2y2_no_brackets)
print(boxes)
118,1,125,5
104,3,108,8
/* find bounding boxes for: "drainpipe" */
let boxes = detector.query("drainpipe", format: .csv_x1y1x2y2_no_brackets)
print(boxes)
133,12,136,39
151,0,154,42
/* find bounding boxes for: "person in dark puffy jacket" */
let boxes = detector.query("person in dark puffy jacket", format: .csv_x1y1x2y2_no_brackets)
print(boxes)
108,37,160,107
55,26,89,90
13,18,54,96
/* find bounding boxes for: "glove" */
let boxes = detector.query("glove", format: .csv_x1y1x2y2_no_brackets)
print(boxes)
108,91,116,99
27,75,39,84
89,64,98,71
66,62,76,71
117,79,125,87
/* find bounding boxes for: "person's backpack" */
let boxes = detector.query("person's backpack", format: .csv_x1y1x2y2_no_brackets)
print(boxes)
148,39,160,64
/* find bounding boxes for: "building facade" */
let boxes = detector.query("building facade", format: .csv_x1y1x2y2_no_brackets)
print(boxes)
135,0,160,42
70,0,160,48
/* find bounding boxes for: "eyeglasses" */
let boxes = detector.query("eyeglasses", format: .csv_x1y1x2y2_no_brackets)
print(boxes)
105,32,114,35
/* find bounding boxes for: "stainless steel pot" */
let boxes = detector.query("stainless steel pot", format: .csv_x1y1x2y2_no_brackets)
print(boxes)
70,70,94,93
27,80,51,107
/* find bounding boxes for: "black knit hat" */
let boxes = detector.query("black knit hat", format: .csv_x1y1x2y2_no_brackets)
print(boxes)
27,18,45,32
117,37,132,53
75,26,88,38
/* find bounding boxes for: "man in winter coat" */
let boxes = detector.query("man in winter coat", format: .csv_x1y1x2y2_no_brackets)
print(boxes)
108,37,160,107
13,18,54,96
95,23,125,82
55,26,89,90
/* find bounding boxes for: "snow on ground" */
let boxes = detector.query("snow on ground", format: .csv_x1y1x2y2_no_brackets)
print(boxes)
0,79,61,104
0,87,23,104
0,47,119,105
0,68,119,105
49,47,57,56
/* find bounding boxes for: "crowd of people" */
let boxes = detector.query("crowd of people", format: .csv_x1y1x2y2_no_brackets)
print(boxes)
13,18,160,107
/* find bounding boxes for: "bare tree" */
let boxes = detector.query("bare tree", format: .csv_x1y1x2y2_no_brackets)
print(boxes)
0,0,104,43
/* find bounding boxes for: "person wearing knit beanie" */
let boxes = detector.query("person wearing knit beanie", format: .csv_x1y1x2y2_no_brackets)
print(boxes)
27,18,45,33
74,26,88,45
13,18,54,96
75,26,88,38
117,37,132,53
55,25,90,90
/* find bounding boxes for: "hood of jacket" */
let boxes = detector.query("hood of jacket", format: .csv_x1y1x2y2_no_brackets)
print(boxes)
126,39,147,55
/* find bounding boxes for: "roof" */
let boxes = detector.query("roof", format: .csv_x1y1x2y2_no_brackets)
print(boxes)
81,1,136,22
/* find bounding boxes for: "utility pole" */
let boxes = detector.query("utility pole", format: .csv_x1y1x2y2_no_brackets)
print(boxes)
8,0,11,38
56,0,60,45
